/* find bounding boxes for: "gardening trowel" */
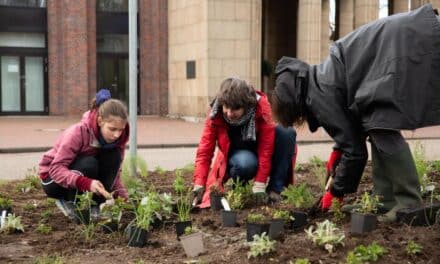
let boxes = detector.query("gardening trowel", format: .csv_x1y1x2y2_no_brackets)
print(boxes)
308,173,334,217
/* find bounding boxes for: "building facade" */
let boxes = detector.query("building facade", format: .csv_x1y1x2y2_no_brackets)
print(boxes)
0,0,438,117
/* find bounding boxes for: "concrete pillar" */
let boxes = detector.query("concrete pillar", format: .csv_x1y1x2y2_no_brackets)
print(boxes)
297,0,322,64
139,0,168,115
47,0,96,115
393,0,410,13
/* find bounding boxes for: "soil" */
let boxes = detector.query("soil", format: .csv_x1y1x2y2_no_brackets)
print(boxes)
1,163,439,264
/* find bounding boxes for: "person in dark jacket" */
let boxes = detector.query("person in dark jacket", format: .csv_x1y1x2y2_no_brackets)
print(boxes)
192,77,297,208
39,89,129,220
271,4,440,222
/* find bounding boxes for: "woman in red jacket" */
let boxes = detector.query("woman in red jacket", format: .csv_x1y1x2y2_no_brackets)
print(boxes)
192,77,297,208
39,89,129,219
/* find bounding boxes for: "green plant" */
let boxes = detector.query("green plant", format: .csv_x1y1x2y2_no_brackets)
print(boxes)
40,208,54,221
23,202,38,211
0,213,24,233
176,189,191,222
247,213,266,224
309,156,326,189
16,169,41,193
134,192,162,230
181,163,195,173
173,169,186,195
224,178,246,210
345,242,387,263
247,232,276,258
75,192,96,211
406,240,423,255
45,198,56,207
122,154,149,178
330,198,344,222
272,209,292,224
154,165,166,176
413,141,430,192
281,183,315,208
289,259,310,264
100,197,127,225
354,192,381,214
76,222,97,245
0,195,12,209
33,254,65,264
36,223,52,234
305,219,345,253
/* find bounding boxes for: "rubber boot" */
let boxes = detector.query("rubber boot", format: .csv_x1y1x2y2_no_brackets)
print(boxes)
370,142,396,213
378,143,423,222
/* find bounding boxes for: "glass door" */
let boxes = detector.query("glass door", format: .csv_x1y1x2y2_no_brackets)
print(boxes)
97,56,129,105
0,55,46,114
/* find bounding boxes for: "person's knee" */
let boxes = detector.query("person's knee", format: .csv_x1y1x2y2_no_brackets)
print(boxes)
228,150,258,180
275,126,296,144
69,156,99,178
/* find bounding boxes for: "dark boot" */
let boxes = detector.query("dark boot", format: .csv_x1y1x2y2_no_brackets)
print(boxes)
378,143,423,222
371,143,396,213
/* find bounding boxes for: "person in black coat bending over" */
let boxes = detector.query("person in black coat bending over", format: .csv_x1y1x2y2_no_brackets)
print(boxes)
271,4,440,222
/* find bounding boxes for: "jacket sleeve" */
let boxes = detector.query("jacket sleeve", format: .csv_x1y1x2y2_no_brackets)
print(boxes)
254,109,276,184
193,115,218,187
48,125,92,191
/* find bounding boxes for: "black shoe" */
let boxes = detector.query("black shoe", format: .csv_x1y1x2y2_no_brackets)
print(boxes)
55,199,76,220
90,205,100,221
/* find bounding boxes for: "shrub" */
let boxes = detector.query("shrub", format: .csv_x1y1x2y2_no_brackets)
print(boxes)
354,192,381,214
247,213,267,224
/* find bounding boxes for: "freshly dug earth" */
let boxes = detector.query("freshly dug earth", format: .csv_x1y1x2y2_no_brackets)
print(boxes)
0,163,439,264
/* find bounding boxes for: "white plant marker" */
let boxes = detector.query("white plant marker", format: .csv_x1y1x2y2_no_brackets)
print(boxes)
221,198,231,211
0,210,6,229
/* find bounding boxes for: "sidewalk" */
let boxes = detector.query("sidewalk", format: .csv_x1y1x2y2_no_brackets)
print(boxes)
1,115,440,153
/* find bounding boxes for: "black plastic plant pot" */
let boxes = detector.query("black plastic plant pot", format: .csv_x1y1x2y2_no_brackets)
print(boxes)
396,203,440,226
290,211,307,230
127,226,149,247
350,212,377,234
221,210,237,227
246,222,269,242
151,216,163,230
175,220,192,238
269,219,285,240
0,207,12,216
101,221,119,233
210,193,223,211
74,209,90,225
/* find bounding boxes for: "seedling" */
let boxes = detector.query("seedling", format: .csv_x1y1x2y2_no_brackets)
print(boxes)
34,254,65,264
225,179,246,210
247,213,266,224
345,242,387,263
305,219,345,253
354,192,381,214
413,141,431,193
36,223,52,234
122,154,149,178
40,208,54,221
135,192,162,230
16,170,41,193
100,197,127,230
181,163,195,174
330,198,344,222
176,191,191,222
173,169,186,195
154,166,166,176
247,232,276,259
281,183,315,208
406,240,423,255
0,213,24,233
272,209,292,224
289,259,310,264
309,156,326,189
0,195,12,209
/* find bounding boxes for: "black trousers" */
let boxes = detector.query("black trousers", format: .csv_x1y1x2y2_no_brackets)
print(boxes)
41,148,121,204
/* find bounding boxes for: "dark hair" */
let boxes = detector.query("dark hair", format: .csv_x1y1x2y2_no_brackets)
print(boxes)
216,77,257,110
271,89,305,128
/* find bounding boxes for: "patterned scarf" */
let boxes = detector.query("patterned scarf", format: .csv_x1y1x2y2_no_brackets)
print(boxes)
210,98,256,142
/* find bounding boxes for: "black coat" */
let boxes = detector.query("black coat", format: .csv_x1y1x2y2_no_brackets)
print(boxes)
275,4,440,196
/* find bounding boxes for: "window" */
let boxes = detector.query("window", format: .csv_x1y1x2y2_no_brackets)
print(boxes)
0,0,46,8
97,0,128,12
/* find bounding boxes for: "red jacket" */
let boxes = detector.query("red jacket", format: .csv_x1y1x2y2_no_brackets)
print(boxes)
38,110,129,199
193,91,275,208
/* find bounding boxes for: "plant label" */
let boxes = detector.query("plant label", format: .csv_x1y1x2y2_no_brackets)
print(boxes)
221,198,231,211
0,210,6,229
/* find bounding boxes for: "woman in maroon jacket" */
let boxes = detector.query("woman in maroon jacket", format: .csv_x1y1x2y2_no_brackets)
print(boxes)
39,89,129,219
192,77,297,208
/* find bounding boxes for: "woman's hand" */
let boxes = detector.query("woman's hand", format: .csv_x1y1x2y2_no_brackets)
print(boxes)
90,180,111,199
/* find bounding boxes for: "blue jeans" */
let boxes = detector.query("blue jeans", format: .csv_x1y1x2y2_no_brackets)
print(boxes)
227,125,296,193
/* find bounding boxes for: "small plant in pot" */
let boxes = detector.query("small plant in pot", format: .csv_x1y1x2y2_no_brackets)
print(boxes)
173,173,192,238
246,213,269,242
99,197,126,233
209,183,224,211
0,213,24,234
0,195,12,214
180,226,205,257
269,209,292,240
281,184,314,230
350,192,381,234
222,179,245,227
305,219,345,253
127,192,161,247
74,192,96,225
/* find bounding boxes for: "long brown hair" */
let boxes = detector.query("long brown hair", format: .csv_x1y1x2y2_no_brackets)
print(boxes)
216,77,257,111
90,98,128,122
